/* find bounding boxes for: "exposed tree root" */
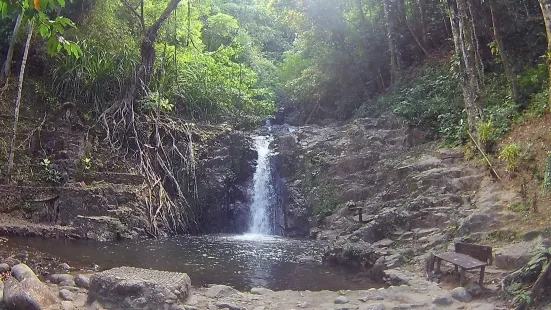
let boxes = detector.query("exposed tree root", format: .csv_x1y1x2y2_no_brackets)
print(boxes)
99,94,199,236
502,251,551,310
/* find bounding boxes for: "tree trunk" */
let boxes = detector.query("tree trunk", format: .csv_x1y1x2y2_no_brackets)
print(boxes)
121,0,181,100
537,0,551,109
418,0,429,47
447,0,484,138
6,22,33,184
0,14,23,85
401,0,429,57
384,0,402,82
489,0,521,105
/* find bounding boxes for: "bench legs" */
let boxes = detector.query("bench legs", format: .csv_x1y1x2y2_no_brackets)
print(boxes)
433,257,442,274
358,209,362,222
479,265,485,286
459,268,466,286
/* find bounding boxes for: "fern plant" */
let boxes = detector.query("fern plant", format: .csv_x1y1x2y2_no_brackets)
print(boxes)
499,143,522,172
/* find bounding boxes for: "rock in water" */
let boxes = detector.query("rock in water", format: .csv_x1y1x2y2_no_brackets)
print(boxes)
50,274,74,284
88,266,191,310
334,296,350,304
0,263,10,273
10,264,36,281
75,274,90,289
451,287,473,303
3,264,57,310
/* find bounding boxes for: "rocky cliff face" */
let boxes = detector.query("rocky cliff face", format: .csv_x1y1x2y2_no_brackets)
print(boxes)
272,115,519,269
0,114,257,240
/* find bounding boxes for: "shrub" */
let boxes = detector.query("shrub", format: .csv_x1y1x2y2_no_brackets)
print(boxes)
478,120,497,145
499,143,522,172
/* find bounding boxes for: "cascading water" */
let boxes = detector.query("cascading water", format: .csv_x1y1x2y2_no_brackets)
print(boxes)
248,135,275,235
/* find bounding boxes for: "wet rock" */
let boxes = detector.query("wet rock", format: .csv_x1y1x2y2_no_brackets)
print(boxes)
59,288,74,301
4,258,21,267
250,287,274,295
75,274,90,289
465,282,482,297
206,285,239,298
3,265,57,310
432,295,453,305
451,287,472,303
10,264,36,281
334,296,350,304
50,273,74,284
75,215,128,242
216,302,242,310
360,305,386,310
0,263,10,273
59,263,71,270
88,266,191,310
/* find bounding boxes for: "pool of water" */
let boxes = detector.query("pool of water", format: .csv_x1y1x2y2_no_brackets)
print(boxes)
3,234,379,291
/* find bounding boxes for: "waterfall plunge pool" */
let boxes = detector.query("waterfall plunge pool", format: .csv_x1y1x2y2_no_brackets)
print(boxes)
2,234,381,291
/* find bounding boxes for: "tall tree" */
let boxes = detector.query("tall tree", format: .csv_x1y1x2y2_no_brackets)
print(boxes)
384,0,403,82
447,0,484,138
537,0,551,108
0,14,23,86
6,22,33,183
489,0,520,105
120,0,182,100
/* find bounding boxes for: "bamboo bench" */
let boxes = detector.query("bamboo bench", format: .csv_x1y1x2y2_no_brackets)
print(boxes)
433,242,493,286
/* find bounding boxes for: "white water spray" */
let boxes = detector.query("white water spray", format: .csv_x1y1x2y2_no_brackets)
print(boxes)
248,135,274,235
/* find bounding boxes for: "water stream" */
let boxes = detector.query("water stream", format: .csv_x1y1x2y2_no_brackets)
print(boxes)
2,235,380,291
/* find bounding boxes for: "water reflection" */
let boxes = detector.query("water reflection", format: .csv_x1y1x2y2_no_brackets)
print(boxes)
4,235,380,291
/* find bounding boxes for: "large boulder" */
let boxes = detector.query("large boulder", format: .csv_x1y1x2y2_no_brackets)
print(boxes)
88,266,191,310
494,240,545,270
3,264,57,310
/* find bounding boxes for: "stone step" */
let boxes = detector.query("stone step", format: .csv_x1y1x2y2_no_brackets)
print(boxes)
81,172,144,186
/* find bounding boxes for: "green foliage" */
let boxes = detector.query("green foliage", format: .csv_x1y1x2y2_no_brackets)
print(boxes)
518,63,548,97
542,152,551,196
39,158,61,184
366,64,464,144
524,89,549,118
477,120,497,145
52,40,138,108
313,183,338,218
508,201,531,214
499,143,522,172
138,92,174,113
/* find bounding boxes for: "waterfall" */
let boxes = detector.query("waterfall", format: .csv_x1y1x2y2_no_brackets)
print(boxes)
248,135,275,235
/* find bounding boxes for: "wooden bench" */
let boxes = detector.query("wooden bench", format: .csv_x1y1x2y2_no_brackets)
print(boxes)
433,242,492,286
